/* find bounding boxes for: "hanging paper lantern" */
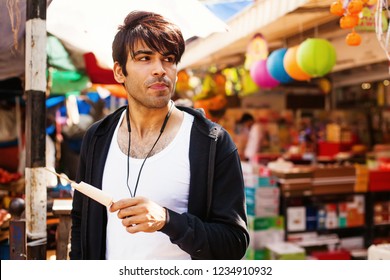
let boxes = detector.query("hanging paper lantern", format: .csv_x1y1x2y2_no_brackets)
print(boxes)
339,14,359,29
297,38,337,78
267,48,294,84
346,31,362,46
347,0,364,15
283,46,311,81
250,59,280,88
330,1,345,16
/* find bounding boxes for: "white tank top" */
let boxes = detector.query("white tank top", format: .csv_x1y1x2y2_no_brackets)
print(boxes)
102,110,193,260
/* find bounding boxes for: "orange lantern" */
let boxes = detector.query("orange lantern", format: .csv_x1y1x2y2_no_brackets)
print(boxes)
346,31,362,46
347,0,363,14
340,14,360,29
283,46,311,81
330,1,345,16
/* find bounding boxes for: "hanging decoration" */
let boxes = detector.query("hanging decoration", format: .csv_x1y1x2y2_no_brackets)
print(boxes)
317,78,332,94
266,48,294,84
222,68,240,96
244,33,269,70
375,0,390,62
346,30,362,45
193,94,227,122
297,38,337,77
192,70,228,121
330,0,379,46
175,69,193,99
283,46,311,81
249,59,280,88
356,3,387,31
239,68,259,96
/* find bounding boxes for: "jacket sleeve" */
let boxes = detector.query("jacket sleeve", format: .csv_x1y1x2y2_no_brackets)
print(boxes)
160,148,249,259
68,129,90,260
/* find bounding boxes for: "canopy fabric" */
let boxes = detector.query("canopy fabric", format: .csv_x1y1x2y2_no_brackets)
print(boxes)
204,0,253,22
47,35,77,72
0,0,26,81
180,0,328,70
47,0,229,70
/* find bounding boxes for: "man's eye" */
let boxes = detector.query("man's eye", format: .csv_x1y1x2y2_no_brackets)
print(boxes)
139,56,150,61
164,56,175,63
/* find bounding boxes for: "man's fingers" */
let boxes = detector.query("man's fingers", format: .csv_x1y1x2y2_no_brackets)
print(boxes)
109,197,144,212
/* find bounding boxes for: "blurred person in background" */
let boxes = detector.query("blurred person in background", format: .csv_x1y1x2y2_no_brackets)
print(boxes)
237,112,262,163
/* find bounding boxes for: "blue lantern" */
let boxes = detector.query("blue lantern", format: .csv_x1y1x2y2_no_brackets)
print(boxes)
267,48,294,84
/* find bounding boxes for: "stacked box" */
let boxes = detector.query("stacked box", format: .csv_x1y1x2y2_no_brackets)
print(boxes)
346,195,365,227
286,206,306,232
245,186,280,217
266,242,306,260
285,195,365,232
271,167,313,196
354,164,368,192
369,170,390,191
244,164,284,259
246,216,285,260
373,200,390,225
245,247,268,260
241,161,257,188
312,166,356,195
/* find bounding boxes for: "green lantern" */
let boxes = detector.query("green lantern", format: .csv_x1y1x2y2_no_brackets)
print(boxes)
297,38,336,78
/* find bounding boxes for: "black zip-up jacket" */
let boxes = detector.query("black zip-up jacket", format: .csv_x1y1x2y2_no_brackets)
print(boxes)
69,105,249,259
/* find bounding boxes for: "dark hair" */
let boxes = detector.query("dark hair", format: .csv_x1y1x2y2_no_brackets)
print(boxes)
112,10,185,76
238,113,254,124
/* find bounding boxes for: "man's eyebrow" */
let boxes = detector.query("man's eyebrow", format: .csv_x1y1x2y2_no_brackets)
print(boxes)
132,49,174,58
133,49,154,56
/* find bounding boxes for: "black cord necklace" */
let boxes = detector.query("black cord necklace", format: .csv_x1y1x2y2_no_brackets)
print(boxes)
125,101,174,197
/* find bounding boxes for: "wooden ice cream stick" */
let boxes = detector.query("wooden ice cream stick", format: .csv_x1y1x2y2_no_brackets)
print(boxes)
44,168,113,207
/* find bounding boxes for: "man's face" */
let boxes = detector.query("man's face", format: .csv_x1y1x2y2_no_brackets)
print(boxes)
114,40,177,109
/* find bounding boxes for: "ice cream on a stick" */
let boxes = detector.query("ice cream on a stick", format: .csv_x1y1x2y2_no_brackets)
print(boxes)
45,168,113,207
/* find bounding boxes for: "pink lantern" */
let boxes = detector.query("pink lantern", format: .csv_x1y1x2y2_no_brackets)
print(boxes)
250,59,280,88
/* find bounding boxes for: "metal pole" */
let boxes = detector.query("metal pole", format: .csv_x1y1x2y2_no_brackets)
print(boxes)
25,0,47,260
9,198,26,260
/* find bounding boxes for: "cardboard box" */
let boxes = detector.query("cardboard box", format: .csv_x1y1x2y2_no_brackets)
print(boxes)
245,186,280,217
266,242,306,260
369,170,390,191
287,206,306,232
245,248,268,260
247,216,284,250
313,166,355,178
312,183,355,195
271,167,313,179
311,249,351,260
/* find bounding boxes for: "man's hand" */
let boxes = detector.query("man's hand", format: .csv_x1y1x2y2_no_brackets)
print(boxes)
109,196,167,233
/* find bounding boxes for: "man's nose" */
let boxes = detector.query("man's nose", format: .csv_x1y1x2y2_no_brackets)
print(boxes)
152,60,166,76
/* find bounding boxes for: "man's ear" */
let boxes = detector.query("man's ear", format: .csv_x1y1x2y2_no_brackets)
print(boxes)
113,62,126,83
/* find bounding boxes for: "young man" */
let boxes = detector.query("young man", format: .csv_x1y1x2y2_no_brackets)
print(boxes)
70,10,249,260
